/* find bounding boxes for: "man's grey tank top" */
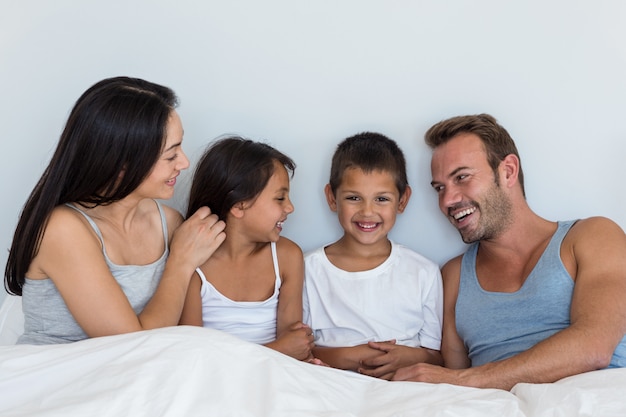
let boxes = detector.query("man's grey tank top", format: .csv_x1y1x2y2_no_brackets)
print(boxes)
457,220,626,368
18,200,169,345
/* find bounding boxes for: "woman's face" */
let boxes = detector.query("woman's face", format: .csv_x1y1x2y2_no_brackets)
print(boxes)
134,110,189,200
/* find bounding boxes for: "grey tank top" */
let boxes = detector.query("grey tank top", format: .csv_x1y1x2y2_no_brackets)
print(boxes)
456,220,626,368
18,200,169,345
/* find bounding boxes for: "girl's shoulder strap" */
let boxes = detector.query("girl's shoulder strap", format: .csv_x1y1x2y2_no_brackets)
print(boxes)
195,267,209,284
270,241,281,287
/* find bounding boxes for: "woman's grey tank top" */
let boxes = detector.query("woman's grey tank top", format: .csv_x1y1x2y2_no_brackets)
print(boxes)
18,200,169,345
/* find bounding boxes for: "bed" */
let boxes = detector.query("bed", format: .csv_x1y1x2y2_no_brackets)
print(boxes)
1,295,625,417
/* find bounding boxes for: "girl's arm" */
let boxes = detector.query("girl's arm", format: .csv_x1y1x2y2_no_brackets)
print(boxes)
32,205,224,338
274,237,304,333
264,237,314,360
178,273,204,326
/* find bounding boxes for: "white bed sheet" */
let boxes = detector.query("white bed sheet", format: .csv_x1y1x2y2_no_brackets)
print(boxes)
1,295,625,417
0,326,523,417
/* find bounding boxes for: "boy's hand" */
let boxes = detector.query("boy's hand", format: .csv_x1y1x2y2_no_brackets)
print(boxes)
312,343,387,372
359,341,442,380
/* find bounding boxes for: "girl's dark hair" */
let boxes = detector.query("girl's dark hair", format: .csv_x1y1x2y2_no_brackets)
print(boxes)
186,136,295,221
5,76,178,295
328,132,408,196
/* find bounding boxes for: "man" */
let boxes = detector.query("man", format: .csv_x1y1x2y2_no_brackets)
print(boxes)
390,114,626,390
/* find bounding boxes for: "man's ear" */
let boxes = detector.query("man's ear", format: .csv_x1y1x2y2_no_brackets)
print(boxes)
230,202,246,218
324,184,338,212
500,154,520,189
398,185,412,213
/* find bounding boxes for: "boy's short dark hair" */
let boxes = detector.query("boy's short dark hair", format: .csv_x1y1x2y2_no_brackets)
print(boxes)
329,132,408,195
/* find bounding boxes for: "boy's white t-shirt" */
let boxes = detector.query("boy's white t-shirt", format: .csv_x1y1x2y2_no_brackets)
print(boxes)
303,241,443,350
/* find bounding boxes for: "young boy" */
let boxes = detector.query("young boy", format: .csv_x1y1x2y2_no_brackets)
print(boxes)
303,132,443,380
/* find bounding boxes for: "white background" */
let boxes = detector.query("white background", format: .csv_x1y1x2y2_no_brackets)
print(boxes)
1,1,625,304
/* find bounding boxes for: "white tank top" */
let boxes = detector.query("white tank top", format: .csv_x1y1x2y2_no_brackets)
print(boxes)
197,241,281,344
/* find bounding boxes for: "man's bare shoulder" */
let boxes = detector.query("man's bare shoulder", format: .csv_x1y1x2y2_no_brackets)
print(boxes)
572,216,623,232
562,216,626,280
566,216,625,246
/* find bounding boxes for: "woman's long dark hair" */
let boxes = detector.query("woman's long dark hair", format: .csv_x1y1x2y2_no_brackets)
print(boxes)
186,136,295,221
5,76,178,295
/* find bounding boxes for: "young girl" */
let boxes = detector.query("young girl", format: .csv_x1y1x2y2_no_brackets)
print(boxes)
5,77,226,344
180,136,314,361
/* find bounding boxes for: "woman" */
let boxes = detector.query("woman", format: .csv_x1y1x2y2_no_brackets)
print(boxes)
4,76,226,344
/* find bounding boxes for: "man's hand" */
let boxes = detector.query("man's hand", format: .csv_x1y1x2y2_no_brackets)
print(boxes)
392,362,465,385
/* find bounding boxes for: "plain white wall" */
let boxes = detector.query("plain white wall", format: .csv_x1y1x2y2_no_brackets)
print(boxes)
1,1,625,305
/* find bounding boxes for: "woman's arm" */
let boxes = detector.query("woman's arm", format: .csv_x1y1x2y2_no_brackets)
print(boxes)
32,205,224,338
133,206,226,329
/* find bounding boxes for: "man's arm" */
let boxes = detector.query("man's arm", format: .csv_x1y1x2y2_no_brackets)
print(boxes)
438,258,471,369
393,217,626,390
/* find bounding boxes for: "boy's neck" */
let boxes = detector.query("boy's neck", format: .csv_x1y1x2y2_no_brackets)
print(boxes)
324,237,392,272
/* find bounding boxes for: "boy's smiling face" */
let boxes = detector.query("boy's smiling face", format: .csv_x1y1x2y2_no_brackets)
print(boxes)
325,167,410,247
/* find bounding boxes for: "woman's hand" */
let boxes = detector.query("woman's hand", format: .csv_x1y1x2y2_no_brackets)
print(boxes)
170,207,226,271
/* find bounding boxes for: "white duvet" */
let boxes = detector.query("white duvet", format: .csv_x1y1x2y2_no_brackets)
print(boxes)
1,297,625,416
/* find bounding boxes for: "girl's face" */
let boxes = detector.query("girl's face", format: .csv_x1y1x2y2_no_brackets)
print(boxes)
240,160,294,242
135,110,189,200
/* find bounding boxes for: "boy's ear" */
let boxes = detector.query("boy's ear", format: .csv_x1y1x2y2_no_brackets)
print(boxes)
324,184,338,212
397,185,412,213
230,202,246,218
